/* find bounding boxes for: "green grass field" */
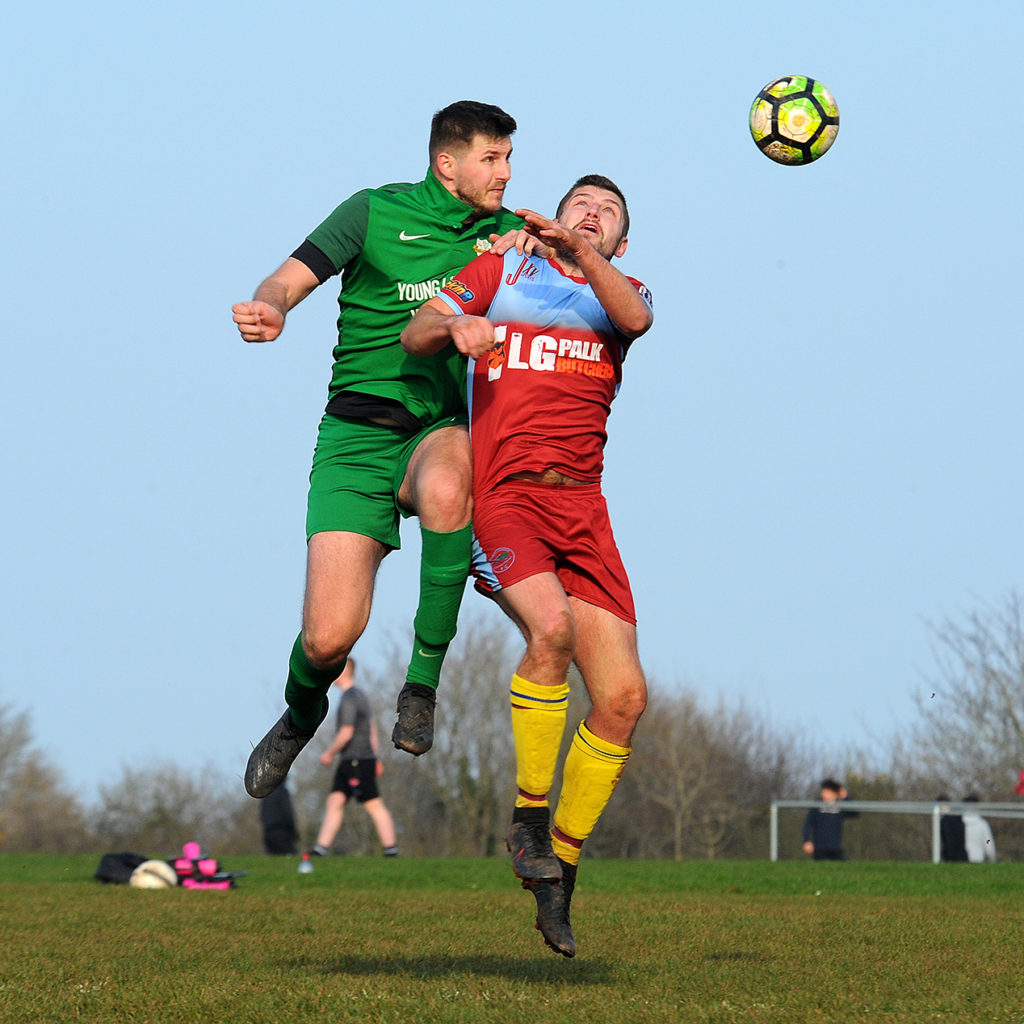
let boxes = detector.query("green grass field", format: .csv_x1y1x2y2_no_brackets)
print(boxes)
2,854,1022,1023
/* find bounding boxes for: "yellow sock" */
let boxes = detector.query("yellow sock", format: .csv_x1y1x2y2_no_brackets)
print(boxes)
551,720,631,865
510,674,569,809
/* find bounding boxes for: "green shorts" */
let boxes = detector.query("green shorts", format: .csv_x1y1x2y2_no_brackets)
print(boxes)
305,413,466,548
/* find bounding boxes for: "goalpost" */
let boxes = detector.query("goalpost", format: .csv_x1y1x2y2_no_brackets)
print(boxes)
769,800,1024,862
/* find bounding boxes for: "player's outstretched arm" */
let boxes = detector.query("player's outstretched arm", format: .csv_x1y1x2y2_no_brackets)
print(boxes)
516,208,653,339
579,251,653,339
232,257,321,343
401,297,497,360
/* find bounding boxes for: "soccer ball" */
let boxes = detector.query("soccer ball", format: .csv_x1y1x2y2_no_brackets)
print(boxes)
129,860,179,889
749,76,839,165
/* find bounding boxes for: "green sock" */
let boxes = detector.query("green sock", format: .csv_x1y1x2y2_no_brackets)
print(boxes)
405,524,472,691
283,633,339,731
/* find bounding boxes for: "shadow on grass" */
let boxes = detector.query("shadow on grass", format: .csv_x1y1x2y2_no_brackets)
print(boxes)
289,953,617,983
704,951,770,964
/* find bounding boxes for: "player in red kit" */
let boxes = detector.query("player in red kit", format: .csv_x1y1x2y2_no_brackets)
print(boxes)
401,175,653,957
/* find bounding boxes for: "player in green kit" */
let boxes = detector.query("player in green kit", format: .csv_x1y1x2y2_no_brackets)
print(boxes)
233,101,522,798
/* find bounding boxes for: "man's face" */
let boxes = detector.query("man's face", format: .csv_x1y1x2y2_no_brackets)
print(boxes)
557,186,627,259
448,134,512,214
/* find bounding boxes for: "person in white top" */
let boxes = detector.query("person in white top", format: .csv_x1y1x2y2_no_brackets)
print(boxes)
962,794,997,863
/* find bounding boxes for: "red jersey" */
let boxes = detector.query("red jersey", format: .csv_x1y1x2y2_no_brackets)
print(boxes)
434,249,652,496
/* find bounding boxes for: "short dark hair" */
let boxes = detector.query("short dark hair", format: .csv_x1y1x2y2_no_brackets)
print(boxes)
555,174,630,237
429,100,516,161
821,778,842,793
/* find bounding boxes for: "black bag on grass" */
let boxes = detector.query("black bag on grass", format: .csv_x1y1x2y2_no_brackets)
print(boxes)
94,851,148,884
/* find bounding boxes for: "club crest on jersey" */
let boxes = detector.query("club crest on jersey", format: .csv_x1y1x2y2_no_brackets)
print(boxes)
474,238,493,256
491,547,515,573
446,279,474,303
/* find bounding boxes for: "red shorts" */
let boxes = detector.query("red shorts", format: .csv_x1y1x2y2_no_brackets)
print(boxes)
472,480,636,624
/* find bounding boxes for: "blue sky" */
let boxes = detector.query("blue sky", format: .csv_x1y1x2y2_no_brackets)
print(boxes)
3,1,1022,802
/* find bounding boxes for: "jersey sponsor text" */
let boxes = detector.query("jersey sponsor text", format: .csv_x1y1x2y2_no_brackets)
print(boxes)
488,324,609,381
397,278,452,304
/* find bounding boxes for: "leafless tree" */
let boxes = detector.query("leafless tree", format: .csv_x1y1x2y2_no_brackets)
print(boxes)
371,612,520,856
0,701,92,851
92,760,253,856
600,685,819,860
909,592,1024,800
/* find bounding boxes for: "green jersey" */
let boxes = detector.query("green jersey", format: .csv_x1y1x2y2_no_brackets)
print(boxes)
298,170,522,427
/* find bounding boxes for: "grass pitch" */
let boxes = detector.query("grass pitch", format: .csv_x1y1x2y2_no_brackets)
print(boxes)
1,854,1022,1023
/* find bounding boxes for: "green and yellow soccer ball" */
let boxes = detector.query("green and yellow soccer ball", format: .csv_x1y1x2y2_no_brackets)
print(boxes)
749,76,839,165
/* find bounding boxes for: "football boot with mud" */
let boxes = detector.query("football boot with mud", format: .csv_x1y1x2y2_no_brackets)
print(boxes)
391,682,436,756
506,807,563,884
529,857,577,958
245,710,318,799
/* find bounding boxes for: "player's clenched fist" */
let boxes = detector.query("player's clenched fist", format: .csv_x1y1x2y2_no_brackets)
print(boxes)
449,315,498,360
232,300,285,343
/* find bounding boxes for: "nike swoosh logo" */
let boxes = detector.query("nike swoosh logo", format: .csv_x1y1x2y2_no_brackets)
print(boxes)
400,231,430,241
417,649,443,658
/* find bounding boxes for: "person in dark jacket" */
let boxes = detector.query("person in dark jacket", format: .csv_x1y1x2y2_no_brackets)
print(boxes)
259,783,299,855
802,778,859,860
937,794,968,862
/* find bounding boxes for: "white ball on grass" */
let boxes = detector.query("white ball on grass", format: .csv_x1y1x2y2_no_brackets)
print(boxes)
129,860,179,889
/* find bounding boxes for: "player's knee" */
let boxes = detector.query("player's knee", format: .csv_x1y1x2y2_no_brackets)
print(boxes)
530,609,576,666
419,469,472,528
603,679,647,730
622,684,648,727
301,629,351,671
